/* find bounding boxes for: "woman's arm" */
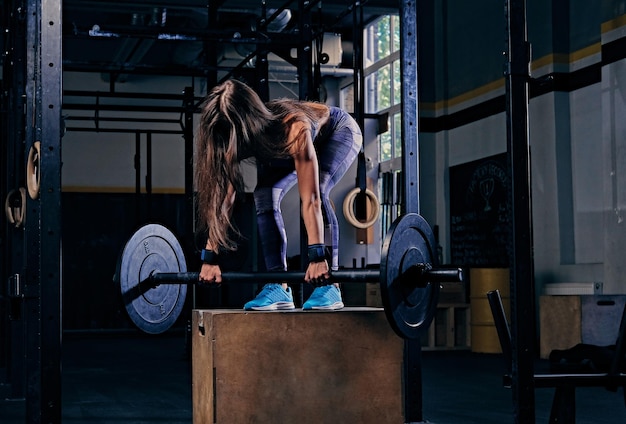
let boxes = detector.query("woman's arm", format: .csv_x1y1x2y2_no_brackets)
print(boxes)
290,121,330,282
199,184,237,283
291,121,324,244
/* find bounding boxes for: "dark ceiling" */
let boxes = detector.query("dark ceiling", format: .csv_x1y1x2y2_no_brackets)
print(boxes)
62,0,399,79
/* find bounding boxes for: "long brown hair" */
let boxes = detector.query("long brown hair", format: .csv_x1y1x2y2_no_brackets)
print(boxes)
195,80,271,250
195,79,328,250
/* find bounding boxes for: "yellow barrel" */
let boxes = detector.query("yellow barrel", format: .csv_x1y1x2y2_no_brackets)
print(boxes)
470,268,510,353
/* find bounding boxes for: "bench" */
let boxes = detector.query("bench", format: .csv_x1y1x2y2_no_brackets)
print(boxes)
487,289,626,423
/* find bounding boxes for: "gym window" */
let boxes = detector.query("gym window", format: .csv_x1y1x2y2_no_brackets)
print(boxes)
363,14,402,230
364,14,401,163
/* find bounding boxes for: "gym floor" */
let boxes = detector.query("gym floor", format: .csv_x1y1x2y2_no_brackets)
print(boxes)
1,331,625,423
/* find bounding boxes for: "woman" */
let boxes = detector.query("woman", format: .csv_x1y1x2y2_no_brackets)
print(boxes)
195,79,362,310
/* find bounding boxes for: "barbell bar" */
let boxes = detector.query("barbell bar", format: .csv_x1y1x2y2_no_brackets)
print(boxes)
115,213,463,338
146,268,462,286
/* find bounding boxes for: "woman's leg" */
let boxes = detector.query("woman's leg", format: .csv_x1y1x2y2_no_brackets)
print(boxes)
244,165,298,311
253,164,298,272
302,118,361,311
316,119,362,270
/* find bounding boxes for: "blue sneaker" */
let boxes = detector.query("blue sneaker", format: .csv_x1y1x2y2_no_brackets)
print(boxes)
303,285,344,310
243,284,295,311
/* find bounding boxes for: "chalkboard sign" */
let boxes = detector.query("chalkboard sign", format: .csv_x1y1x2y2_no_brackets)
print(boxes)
449,153,511,267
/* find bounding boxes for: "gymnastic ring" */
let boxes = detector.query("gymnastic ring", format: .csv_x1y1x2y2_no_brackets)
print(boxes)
5,187,27,228
27,141,41,200
342,187,380,229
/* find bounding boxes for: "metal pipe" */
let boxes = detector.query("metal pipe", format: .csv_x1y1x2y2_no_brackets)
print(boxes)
65,127,183,134
505,0,536,422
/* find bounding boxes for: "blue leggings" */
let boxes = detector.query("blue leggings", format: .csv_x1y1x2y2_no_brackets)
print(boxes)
253,108,362,271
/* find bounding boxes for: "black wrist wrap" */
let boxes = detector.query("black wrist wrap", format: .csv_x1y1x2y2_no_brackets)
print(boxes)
200,249,219,265
307,244,326,263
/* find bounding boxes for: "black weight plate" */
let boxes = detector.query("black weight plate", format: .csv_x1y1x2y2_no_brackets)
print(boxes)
117,224,188,334
380,213,440,339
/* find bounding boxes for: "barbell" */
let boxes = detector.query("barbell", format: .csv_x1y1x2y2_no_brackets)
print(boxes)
114,213,463,339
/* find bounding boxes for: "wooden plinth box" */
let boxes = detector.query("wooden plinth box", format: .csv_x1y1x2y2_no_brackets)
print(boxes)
192,308,404,424
539,295,582,359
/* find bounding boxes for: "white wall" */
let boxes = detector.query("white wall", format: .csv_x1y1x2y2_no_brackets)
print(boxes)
427,59,625,295
63,72,198,192
602,58,626,293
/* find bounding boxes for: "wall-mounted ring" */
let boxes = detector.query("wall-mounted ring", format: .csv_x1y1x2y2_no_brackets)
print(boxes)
5,187,27,228
27,141,41,200
342,187,380,229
